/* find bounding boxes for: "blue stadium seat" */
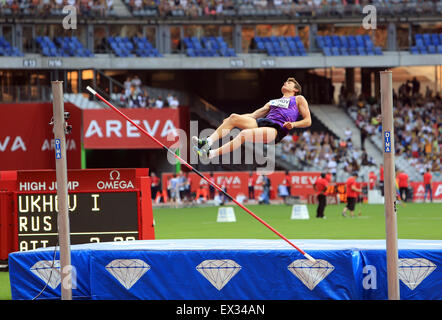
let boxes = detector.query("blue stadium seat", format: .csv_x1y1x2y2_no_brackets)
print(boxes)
340,47,349,56
323,35,332,47
415,38,425,50
323,47,331,56
357,46,366,55
340,36,348,48
427,45,436,54
332,35,341,48
316,36,324,49
186,48,196,57
356,35,364,47
349,47,357,55
331,47,340,56
374,46,383,55
431,33,439,46
437,45,442,54
410,46,419,54
298,47,306,56
255,37,265,51
422,34,431,46
347,35,357,48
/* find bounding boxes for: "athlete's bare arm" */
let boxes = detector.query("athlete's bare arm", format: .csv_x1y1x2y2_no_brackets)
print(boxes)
242,102,270,119
283,95,311,130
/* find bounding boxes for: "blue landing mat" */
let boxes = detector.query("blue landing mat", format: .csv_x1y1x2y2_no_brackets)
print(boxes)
8,239,442,300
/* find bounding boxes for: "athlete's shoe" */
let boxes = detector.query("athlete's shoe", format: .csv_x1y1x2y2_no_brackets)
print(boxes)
193,146,209,161
192,136,211,153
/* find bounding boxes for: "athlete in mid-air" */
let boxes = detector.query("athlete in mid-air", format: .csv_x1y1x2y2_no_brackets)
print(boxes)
193,77,312,160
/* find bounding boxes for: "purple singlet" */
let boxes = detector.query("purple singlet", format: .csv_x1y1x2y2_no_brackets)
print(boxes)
265,96,299,133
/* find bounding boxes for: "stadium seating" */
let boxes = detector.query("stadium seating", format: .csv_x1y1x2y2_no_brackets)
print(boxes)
55,37,94,57
35,36,65,57
316,35,383,56
35,36,93,57
108,36,162,58
182,36,236,57
0,37,24,57
410,33,442,54
254,36,307,56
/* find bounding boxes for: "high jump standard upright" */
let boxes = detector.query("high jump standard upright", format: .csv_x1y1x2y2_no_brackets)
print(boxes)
380,70,400,300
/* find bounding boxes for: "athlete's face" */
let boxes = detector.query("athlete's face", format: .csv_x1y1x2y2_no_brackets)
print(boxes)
282,80,296,94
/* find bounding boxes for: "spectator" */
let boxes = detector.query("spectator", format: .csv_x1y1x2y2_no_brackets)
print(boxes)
342,172,362,218
168,174,179,204
132,75,142,91
397,170,409,202
248,171,255,200
150,172,160,199
258,175,270,205
169,95,180,108
124,77,132,97
155,96,164,108
327,156,337,178
277,183,289,202
209,172,215,200
344,127,352,143
368,170,377,190
106,0,113,11
379,164,384,196
137,90,147,108
423,168,433,203
313,172,329,219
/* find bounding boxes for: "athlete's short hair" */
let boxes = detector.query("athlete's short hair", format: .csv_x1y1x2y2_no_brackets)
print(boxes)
287,77,302,95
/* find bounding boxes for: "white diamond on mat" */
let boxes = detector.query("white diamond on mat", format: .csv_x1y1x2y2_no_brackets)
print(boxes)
30,260,61,290
105,259,150,290
288,259,334,290
398,258,436,290
196,259,241,290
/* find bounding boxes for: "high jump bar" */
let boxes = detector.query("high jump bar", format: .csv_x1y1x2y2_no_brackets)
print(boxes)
86,86,316,263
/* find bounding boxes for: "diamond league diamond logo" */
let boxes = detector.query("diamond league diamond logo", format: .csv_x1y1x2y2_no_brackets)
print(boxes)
105,259,150,290
196,259,241,290
398,258,436,290
30,260,61,290
288,259,335,290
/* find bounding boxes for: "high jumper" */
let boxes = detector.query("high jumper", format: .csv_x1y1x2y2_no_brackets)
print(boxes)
193,77,312,159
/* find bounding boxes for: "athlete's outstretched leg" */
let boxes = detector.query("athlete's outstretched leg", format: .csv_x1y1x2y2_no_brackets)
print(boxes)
208,127,277,159
209,114,258,143
192,114,258,152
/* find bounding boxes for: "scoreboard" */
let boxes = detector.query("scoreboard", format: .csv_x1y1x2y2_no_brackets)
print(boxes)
0,168,155,259
17,192,139,251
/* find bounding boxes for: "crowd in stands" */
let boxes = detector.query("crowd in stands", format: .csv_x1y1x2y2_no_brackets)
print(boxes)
2,0,440,17
342,78,441,176
116,75,180,108
280,128,376,179
125,0,441,18
0,0,115,16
